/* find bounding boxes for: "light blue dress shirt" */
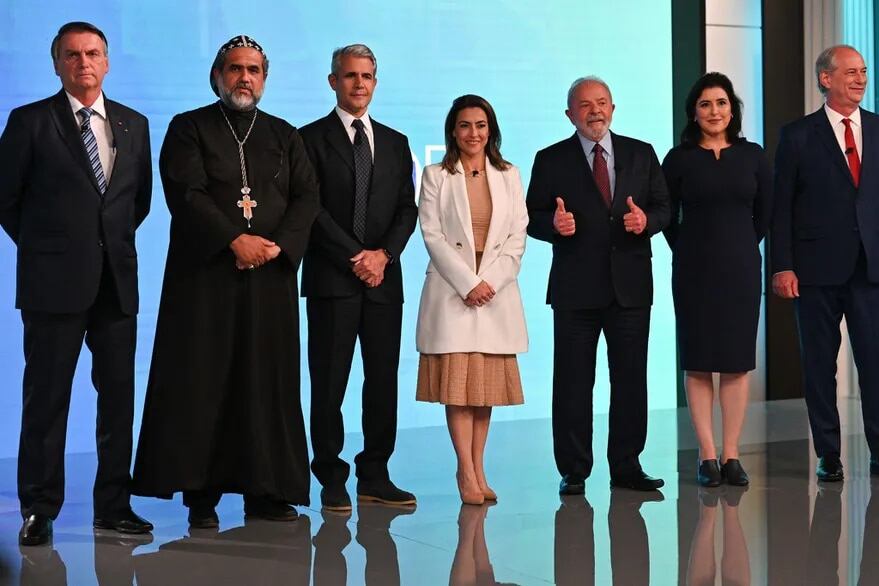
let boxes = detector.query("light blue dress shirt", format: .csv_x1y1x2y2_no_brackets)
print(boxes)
576,131,615,201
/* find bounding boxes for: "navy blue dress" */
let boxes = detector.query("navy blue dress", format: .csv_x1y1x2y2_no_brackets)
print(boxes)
662,141,772,372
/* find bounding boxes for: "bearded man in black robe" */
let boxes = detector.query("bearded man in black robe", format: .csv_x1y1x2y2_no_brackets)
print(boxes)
132,35,319,527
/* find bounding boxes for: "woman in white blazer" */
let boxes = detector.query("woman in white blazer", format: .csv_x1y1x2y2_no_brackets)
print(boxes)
415,95,528,505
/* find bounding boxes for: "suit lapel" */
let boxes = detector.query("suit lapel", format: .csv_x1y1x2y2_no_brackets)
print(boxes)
563,134,597,206
812,109,856,188
449,161,475,253
482,163,506,265
372,121,393,183
324,111,355,173
50,90,102,196
104,98,129,197
610,133,632,214
860,109,877,188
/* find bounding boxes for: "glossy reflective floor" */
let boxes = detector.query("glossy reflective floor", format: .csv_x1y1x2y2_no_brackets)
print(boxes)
0,397,875,585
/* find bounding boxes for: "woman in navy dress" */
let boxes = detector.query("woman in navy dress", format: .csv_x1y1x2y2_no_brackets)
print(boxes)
662,73,772,487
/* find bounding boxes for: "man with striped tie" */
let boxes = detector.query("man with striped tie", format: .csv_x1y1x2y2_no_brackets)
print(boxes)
0,21,153,545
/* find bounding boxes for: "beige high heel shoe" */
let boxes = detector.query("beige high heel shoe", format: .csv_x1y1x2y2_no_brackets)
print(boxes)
457,473,485,505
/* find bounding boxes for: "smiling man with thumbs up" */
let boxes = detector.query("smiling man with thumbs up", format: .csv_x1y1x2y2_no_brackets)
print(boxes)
526,76,670,495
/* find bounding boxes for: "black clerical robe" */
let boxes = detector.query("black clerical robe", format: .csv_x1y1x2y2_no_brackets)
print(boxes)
132,103,319,505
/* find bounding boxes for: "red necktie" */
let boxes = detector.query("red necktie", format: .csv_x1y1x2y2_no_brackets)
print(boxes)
592,144,612,208
842,118,861,188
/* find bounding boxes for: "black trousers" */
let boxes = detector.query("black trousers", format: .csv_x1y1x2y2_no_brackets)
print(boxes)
18,263,136,519
307,294,402,487
552,303,650,479
796,252,879,459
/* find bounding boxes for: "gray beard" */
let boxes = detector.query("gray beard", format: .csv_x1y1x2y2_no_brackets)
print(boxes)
218,86,261,112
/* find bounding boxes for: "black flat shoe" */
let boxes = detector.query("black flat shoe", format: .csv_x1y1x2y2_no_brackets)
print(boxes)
244,498,299,522
559,475,586,495
721,459,749,486
817,456,844,482
93,509,153,534
321,485,352,512
188,506,219,529
356,481,417,506
697,459,722,487
610,470,665,492
19,514,52,546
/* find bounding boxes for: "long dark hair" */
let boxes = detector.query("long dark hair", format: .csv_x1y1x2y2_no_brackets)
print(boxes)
680,72,744,145
441,94,510,174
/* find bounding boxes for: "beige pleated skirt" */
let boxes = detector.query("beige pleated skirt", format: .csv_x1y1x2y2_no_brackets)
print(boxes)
416,352,524,407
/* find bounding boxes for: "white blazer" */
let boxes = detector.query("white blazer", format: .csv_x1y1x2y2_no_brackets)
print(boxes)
415,161,529,354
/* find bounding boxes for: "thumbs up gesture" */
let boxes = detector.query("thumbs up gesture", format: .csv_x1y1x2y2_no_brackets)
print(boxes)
623,196,647,235
553,197,576,236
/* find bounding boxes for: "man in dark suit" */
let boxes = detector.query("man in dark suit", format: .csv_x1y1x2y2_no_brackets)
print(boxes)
300,44,417,511
772,44,879,482
0,21,153,545
526,76,670,494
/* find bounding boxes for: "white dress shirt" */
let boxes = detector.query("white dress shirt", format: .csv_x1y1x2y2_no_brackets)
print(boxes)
66,91,116,183
824,103,863,159
334,105,375,161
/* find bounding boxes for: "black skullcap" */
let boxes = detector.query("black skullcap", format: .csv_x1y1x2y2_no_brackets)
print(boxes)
210,35,267,97
218,34,265,56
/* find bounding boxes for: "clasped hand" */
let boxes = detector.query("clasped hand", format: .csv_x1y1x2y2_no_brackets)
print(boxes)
464,281,495,307
350,249,388,288
231,234,280,270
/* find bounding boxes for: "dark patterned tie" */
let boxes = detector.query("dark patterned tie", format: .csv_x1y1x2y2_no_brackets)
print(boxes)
351,118,372,241
78,107,107,194
842,118,861,188
592,143,611,208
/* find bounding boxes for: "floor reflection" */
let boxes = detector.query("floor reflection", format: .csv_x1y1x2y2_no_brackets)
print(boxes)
554,490,662,586
312,503,413,585
685,487,750,586
18,544,66,586
2,400,879,584
449,503,517,586
134,517,311,585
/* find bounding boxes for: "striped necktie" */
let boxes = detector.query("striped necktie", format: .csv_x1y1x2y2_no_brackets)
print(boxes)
78,107,107,194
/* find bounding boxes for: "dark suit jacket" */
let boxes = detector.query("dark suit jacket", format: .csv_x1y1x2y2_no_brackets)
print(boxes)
526,132,670,309
0,90,152,315
299,111,417,303
771,107,879,285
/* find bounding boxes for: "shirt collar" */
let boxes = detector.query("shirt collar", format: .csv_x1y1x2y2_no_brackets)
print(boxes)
334,105,372,134
66,91,107,120
824,103,861,128
577,130,613,157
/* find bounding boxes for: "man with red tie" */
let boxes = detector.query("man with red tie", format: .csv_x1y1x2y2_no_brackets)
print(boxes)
526,77,670,494
771,45,879,482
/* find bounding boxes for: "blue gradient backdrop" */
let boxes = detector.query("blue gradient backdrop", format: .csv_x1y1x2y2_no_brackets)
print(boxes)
0,1,675,458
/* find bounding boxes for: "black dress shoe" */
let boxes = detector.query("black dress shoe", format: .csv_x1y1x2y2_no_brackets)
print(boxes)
93,509,153,534
357,480,416,506
697,459,722,487
188,506,220,529
19,514,52,546
871,458,879,476
721,459,750,486
559,475,586,495
321,485,352,512
817,456,844,482
610,470,665,492
244,498,299,521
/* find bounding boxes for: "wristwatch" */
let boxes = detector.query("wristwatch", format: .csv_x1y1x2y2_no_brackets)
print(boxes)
382,248,395,264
